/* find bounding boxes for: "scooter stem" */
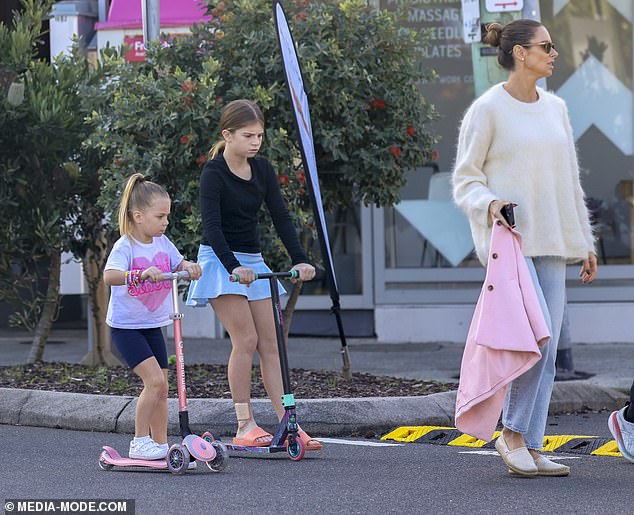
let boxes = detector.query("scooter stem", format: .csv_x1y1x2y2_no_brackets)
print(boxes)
169,276,191,436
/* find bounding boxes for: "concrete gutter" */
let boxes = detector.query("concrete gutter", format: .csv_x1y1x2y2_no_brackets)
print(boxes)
0,381,627,436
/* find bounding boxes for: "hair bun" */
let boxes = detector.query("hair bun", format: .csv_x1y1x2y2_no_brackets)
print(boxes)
483,22,503,47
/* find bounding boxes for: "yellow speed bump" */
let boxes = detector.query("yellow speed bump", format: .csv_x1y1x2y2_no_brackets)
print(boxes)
591,440,622,457
381,425,454,443
382,426,623,457
541,435,596,452
448,431,501,448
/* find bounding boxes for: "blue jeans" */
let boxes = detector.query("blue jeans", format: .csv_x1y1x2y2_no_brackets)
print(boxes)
502,256,566,449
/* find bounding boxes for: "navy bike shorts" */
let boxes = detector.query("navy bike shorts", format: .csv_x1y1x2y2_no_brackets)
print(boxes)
111,327,168,369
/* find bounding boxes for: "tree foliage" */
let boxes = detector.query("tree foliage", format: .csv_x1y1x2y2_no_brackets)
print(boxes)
0,0,119,363
0,0,89,361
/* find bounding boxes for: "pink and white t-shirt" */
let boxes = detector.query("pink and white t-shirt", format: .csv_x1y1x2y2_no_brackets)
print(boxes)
105,235,184,329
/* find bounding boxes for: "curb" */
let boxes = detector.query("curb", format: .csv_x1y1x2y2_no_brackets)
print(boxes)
0,381,627,437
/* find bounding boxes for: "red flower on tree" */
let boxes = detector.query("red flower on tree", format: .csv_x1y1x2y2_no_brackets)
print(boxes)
389,146,401,158
181,79,194,93
406,126,416,137
371,98,385,109
196,154,207,167
279,175,290,186
180,135,192,145
296,171,306,184
293,10,308,22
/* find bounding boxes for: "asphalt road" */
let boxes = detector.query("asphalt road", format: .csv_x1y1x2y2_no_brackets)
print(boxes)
1,412,631,515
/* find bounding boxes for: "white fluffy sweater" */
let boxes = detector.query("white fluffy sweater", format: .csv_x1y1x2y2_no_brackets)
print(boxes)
452,83,595,265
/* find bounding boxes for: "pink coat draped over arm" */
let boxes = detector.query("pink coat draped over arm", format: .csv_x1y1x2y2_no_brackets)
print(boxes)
454,222,551,442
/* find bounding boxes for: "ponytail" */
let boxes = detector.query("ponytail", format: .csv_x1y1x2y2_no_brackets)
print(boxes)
117,173,169,237
208,140,225,160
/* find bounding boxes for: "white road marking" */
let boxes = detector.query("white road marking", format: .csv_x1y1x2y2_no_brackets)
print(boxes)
317,438,404,447
458,450,582,460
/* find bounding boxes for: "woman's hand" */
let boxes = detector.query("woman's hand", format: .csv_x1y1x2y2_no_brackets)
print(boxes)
488,200,514,228
580,253,598,284
231,266,255,286
180,260,202,281
291,263,315,283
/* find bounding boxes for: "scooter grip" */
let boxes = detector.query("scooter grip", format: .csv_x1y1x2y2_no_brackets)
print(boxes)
229,273,260,283
159,271,190,281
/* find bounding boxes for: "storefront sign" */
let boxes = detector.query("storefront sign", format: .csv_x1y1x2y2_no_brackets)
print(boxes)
124,35,146,62
461,0,481,43
123,34,187,62
485,0,523,13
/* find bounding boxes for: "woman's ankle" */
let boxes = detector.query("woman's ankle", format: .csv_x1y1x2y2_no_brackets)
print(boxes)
502,427,526,450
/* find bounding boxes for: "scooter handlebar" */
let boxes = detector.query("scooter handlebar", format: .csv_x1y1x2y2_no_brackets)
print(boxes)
159,270,191,281
229,270,299,283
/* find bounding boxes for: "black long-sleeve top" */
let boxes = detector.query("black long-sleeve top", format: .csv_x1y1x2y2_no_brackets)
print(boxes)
199,154,308,273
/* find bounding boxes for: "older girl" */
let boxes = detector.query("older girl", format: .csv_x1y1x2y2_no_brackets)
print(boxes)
187,100,320,450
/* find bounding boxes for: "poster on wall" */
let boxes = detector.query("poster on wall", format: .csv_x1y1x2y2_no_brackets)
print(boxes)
461,0,481,43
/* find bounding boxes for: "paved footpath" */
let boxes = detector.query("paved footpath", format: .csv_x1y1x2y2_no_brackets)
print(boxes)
0,329,630,436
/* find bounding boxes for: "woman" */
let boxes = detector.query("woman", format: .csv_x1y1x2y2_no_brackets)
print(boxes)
187,99,321,450
452,19,597,476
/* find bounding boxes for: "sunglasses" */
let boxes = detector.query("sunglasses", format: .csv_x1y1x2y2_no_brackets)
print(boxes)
523,41,556,54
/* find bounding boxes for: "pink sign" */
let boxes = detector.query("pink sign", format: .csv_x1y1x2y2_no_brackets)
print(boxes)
124,35,146,62
123,34,187,62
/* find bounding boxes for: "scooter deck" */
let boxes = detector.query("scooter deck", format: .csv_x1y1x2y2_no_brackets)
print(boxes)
224,443,288,455
100,446,169,470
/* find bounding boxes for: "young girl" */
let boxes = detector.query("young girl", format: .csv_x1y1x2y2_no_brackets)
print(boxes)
186,99,320,450
104,173,202,460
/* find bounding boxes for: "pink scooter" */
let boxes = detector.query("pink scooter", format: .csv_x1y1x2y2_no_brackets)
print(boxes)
99,271,229,474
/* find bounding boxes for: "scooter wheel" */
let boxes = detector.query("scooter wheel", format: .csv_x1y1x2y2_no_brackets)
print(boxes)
286,435,305,461
205,441,229,473
201,431,217,443
167,444,190,475
98,451,113,471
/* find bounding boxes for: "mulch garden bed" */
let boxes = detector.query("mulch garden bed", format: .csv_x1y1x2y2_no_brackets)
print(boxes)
0,362,457,399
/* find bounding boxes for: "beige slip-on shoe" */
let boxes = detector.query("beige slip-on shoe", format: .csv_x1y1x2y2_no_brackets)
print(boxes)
509,455,570,477
495,434,538,476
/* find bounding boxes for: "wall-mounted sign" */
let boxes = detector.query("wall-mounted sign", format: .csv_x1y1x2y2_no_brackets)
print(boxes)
124,35,146,62
461,0,481,43
485,0,523,12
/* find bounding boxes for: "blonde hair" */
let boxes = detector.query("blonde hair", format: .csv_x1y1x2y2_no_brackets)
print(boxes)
117,173,169,237
208,99,265,159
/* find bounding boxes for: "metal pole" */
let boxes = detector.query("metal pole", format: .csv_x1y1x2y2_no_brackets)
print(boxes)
141,0,160,46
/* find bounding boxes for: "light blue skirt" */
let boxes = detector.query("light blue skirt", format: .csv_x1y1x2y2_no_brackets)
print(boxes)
186,245,286,306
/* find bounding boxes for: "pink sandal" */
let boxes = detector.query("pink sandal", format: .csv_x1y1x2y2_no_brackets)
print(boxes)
232,426,273,447
287,430,322,451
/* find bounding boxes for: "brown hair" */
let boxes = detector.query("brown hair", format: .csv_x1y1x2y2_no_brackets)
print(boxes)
208,99,265,159
483,19,543,71
117,173,169,237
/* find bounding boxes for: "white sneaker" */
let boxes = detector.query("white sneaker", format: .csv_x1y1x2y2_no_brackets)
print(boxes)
608,406,634,463
157,443,169,458
188,461,197,470
129,436,166,460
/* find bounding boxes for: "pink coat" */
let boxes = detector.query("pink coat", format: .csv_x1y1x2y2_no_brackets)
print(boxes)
454,222,551,442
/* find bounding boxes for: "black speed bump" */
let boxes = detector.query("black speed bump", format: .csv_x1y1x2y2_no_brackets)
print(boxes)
382,426,622,457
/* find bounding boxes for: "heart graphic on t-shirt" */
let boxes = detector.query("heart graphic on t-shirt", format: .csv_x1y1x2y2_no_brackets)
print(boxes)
129,253,172,312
